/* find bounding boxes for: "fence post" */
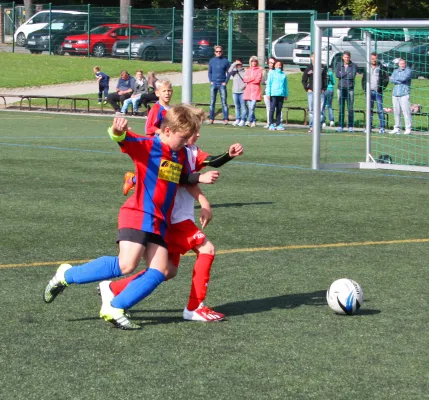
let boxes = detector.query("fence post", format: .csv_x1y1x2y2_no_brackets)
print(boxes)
228,11,232,62
171,7,176,63
128,6,132,61
0,6,4,44
268,10,273,59
48,3,52,55
11,2,15,52
216,8,220,45
87,3,91,57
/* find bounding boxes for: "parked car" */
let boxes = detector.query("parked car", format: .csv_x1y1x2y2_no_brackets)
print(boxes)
112,28,264,63
379,40,429,79
14,10,88,46
26,15,89,55
271,32,310,63
292,28,410,72
62,24,158,57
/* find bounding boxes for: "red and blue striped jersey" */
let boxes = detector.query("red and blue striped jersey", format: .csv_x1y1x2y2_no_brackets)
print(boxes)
117,130,191,238
145,102,169,136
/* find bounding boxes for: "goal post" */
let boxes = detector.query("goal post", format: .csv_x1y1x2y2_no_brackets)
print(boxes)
312,20,429,172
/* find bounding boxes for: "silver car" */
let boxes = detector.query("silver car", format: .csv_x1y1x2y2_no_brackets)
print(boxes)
271,32,310,63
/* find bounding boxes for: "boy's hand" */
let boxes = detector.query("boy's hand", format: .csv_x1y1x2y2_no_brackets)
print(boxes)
112,117,128,135
199,206,213,229
228,143,244,158
199,170,220,184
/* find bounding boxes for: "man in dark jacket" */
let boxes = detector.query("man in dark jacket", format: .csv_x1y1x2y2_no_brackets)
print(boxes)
208,45,230,124
302,52,328,132
106,70,135,114
361,52,389,134
335,51,357,132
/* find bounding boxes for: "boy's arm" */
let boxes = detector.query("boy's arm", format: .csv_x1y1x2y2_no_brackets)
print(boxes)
184,185,213,229
145,107,162,135
201,143,244,169
208,60,213,83
108,117,128,142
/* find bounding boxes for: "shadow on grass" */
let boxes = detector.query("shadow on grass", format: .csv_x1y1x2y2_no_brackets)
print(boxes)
195,201,274,209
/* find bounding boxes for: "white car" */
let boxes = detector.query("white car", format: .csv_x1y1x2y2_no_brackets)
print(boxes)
271,32,310,63
14,10,88,46
292,28,410,72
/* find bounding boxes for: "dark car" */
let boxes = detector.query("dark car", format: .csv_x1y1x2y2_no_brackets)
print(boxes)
26,15,89,55
112,28,263,63
379,39,429,79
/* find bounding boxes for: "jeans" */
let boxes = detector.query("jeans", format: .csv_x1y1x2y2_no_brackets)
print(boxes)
307,91,326,128
209,83,228,120
232,92,247,121
269,96,284,126
98,83,109,102
121,96,141,113
246,100,257,123
392,94,412,130
322,89,334,123
370,90,385,129
338,88,354,128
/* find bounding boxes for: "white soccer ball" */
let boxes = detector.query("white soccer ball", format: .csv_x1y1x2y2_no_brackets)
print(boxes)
326,278,364,315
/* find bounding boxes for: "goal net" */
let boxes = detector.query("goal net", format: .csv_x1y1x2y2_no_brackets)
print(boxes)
312,20,429,172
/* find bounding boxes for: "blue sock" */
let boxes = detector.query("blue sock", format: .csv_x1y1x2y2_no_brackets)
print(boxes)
111,268,165,310
65,256,122,284
132,176,136,185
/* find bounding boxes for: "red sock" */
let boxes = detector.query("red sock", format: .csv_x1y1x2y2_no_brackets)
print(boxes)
110,269,147,296
187,254,215,311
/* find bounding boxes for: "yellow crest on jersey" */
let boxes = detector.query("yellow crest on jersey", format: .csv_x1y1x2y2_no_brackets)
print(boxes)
158,159,183,183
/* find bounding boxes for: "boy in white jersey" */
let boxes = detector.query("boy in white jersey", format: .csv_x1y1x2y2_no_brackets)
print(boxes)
100,108,244,321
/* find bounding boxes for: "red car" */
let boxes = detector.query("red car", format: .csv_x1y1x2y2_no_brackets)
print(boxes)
62,23,158,57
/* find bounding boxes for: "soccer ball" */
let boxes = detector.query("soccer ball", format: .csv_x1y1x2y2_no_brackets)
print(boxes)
326,278,364,315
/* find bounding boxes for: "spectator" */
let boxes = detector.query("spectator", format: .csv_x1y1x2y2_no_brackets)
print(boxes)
93,66,109,105
389,58,412,135
228,58,247,126
361,52,389,134
302,52,327,133
120,70,148,116
106,70,135,115
208,45,230,125
335,51,357,132
263,57,278,128
322,67,336,128
140,71,159,113
243,56,263,127
266,60,288,131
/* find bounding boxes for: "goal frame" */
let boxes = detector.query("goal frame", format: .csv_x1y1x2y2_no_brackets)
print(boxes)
312,20,429,172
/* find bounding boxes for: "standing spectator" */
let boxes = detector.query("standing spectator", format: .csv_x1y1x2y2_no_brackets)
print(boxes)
266,60,288,131
302,52,327,133
228,58,247,126
106,70,135,115
323,67,336,128
263,57,277,128
140,71,159,113
93,66,109,105
389,58,412,135
243,56,263,127
361,52,389,134
120,70,148,116
335,51,357,132
208,45,230,125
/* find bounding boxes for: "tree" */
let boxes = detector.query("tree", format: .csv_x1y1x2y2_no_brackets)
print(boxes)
24,0,33,21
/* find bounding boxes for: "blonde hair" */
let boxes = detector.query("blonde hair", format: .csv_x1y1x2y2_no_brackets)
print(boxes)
249,56,258,65
191,107,207,123
155,79,172,90
161,105,201,137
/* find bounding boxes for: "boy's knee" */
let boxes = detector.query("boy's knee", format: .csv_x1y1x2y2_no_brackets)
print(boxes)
197,240,215,256
118,257,139,275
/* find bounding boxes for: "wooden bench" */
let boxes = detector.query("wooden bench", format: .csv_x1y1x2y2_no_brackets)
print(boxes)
0,94,90,112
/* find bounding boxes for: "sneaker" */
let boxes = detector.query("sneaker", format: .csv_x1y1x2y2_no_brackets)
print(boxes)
209,119,214,124
43,264,71,303
223,119,229,125
348,127,354,133
245,121,251,127
330,121,335,127
98,280,114,308
263,124,269,129
336,127,343,133
276,124,285,131
404,129,411,135
232,119,240,126
97,101,102,105
115,111,124,116
250,121,256,128
238,120,246,127
389,129,400,134
379,128,385,134
268,124,276,131
103,100,107,105
100,303,141,330
123,172,135,196
363,129,371,134
322,123,326,128
183,302,225,322
308,128,313,133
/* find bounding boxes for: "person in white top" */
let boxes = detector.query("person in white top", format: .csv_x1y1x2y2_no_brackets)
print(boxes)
100,108,244,322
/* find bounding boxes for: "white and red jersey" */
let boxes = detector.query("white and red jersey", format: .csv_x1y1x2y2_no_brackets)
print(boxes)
170,144,209,225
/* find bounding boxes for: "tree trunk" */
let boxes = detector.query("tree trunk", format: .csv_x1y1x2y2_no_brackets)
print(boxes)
24,0,33,21
120,0,133,24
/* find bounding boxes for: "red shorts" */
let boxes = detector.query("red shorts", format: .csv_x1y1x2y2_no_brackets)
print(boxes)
166,219,206,267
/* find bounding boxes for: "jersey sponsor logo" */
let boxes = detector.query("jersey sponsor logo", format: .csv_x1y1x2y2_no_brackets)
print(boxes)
159,159,183,183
